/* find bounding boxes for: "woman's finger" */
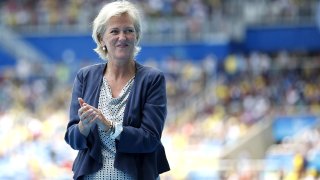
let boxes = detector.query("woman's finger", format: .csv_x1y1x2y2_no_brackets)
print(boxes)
82,111,97,124
78,107,84,116
78,98,85,107
78,105,91,116
83,112,99,124
81,103,99,112
89,114,99,124
80,109,94,120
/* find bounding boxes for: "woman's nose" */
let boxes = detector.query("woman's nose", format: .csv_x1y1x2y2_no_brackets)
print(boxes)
118,32,126,40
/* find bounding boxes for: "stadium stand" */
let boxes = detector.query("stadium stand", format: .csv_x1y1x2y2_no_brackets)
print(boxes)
0,0,320,179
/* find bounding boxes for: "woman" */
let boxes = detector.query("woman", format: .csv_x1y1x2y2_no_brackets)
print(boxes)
64,1,170,179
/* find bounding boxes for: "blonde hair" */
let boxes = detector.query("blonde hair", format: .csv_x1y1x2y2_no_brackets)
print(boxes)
92,0,142,60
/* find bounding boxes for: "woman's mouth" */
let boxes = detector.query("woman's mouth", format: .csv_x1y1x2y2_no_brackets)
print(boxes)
116,44,128,48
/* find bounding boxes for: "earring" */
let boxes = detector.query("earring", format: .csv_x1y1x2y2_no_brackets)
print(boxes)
102,46,106,51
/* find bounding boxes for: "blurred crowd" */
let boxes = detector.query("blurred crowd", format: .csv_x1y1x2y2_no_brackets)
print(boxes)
0,0,320,179
263,125,320,180
159,51,320,179
0,51,320,179
0,0,315,25
0,60,77,179
0,0,318,41
216,126,320,180
164,50,320,144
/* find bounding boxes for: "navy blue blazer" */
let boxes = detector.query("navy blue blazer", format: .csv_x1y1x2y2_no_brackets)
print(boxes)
64,62,170,180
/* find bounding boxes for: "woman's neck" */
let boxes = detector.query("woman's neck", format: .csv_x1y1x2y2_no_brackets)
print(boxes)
105,60,136,80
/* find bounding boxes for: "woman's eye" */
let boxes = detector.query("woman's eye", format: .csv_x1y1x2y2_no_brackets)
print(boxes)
110,29,134,34
110,30,119,34
124,29,135,34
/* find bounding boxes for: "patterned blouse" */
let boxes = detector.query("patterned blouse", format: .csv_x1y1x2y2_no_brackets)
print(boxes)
84,76,135,180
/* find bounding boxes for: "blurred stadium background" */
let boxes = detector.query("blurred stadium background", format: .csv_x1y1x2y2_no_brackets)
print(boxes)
1,0,320,179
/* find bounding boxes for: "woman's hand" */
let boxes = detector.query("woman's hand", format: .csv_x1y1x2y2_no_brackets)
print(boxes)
78,98,98,136
78,98,112,135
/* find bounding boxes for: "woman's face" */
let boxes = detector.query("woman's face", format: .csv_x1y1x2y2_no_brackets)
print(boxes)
102,13,137,63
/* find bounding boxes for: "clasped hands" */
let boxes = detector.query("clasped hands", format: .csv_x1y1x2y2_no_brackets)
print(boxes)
78,98,113,136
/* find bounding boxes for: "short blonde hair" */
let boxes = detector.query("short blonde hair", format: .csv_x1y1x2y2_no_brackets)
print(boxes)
92,0,142,60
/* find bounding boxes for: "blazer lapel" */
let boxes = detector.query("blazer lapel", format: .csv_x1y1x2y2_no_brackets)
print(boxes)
88,63,107,108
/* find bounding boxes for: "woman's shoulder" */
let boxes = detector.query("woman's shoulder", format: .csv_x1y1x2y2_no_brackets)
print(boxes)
135,63,166,87
136,62,164,77
79,63,106,73
76,63,106,78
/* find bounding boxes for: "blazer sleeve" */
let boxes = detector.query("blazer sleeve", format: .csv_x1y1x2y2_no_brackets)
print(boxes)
64,69,89,150
116,71,167,153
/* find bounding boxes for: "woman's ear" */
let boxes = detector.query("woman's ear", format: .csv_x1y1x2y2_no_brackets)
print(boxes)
99,37,105,47
98,34,104,44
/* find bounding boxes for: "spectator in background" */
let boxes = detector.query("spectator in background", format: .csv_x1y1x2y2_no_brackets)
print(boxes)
316,0,320,31
64,1,170,179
